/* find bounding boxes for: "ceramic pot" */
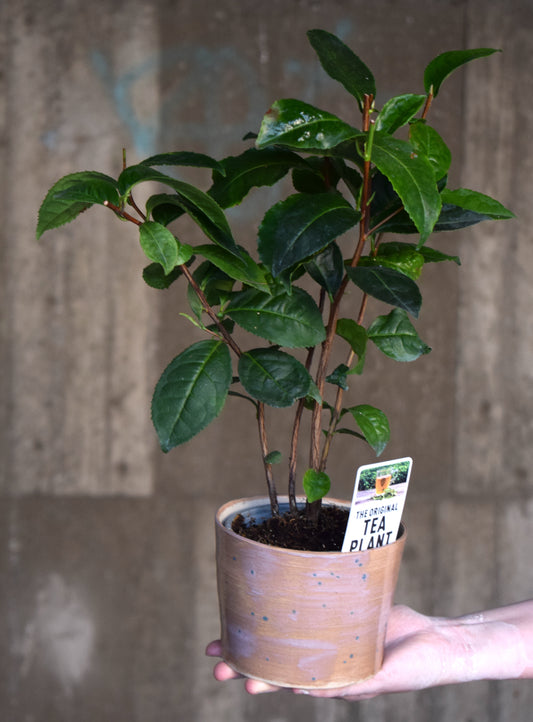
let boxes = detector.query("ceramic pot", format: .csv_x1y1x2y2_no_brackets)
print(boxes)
215,496,406,689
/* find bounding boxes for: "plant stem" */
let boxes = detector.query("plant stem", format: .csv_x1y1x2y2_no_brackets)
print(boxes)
257,402,279,516
308,94,374,482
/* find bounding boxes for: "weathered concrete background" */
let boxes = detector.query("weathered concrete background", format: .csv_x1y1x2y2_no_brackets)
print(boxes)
1,0,532,720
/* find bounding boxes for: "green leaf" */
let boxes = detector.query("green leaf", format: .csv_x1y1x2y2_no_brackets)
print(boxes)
208,148,305,208
326,364,350,390
118,165,240,255
424,48,501,97
335,318,367,374
194,244,269,292
345,404,390,456
139,221,181,274
371,133,441,244
238,348,313,407
302,468,331,504
368,308,431,362
440,188,514,220
376,94,426,134
264,450,283,465
305,242,345,298
142,263,184,289
367,243,426,280
258,192,360,276
140,151,225,174
307,29,375,110
409,121,451,180
36,171,119,238
378,241,460,266
151,340,232,451
346,265,422,318
226,287,326,348
256,99,360,151
292,156,341,194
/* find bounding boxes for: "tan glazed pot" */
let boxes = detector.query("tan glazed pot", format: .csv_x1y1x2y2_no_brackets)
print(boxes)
215,496,406,689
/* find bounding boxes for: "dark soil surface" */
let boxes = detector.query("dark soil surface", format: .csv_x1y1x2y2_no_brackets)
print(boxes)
231,505,349,551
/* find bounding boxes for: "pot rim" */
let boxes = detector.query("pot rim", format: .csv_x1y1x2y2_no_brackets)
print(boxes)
216,495,406,556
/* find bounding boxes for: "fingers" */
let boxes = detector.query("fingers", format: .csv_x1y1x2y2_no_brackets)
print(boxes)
245,679,281,694
213,661,243,682
205,639,223,657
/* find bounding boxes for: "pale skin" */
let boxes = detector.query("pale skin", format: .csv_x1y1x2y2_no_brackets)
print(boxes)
206,600,533,699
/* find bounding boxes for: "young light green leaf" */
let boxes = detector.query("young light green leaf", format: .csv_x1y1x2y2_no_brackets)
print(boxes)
368,308,431,362
307,29,375,110
371,134,441,244
151,339,232,451
440,188,514,220
424,48,501,97
139,221,180,274
258,191,360,277
208,148,306,208
377,241,460,266
226,287,326,348
376,94,426,134
345,404,390,456
302,468,331,504
140,151,225,174
409,121,452,180
238,348,313,407
346,265,422,318
370,243,426,280
36,171,119,238
256,99,360,151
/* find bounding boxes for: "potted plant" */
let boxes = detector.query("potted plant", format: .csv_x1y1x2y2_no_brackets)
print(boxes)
36,29,512,688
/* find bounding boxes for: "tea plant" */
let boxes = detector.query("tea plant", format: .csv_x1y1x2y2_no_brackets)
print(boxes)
37,30,512,520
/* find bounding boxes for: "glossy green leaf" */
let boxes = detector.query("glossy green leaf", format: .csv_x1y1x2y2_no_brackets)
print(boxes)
146,194,185,226
363,243,426,280
424,48,500,97
36,171,119,238
347,265,422,318
118,165,240,255
409,121,451,180
305,242,345,298
307,29,375,110
302,468,331,503
151,339,232,451
142,263,184,289
376,94,426,134
375,203,500,235
371,134,441,244
194,244,269,292
140,151,224,174
226,287,326,348
291,156,340,194
379,241,460,266
368,308,431,362
440,188,514,220
335,318,367,374
258,192,360,276
139,221,180,274
208,148,305,208
238,348,313,407
345,404,390,456
256,99,360,151
188,261,234,318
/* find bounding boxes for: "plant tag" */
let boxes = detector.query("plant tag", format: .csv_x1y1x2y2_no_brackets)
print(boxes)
342,457,412,553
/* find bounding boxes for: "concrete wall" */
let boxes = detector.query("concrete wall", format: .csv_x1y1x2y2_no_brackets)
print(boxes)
1,0,532,719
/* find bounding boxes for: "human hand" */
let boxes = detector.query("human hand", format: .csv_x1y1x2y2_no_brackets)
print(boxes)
206,601,533,699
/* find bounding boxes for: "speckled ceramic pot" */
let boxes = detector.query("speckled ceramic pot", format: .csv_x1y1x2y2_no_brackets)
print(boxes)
215,496,406,690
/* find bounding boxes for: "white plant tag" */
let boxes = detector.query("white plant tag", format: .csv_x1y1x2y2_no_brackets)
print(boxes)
342,457,412,553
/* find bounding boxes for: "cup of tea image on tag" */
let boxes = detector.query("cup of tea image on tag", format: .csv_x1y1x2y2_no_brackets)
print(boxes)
342,457,412,553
